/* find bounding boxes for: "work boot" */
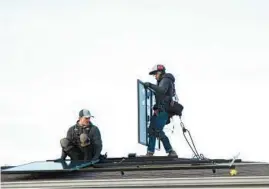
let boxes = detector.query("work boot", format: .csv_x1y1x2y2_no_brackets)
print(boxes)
145,151,154,157
168,150,178,157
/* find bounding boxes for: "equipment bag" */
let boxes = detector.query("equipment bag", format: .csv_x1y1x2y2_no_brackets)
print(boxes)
166,101,184,117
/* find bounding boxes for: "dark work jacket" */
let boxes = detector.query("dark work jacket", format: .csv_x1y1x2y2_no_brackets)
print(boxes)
66,121,103,161
149,73,176,111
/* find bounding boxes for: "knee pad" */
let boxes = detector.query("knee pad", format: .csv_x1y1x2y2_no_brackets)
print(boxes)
60,138,73,152
80,133,88,143
80,133,91,147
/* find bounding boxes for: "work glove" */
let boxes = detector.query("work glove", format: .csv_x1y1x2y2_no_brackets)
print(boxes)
53,150,67,162
143,82,152,88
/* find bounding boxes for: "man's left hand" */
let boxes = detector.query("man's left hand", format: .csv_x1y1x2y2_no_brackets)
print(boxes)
144,82,152,88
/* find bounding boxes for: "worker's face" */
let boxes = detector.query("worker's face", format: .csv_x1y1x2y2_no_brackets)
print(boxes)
154,71,162,81
79,116,91,126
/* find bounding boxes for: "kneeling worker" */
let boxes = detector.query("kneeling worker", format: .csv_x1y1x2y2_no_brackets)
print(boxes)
59,109,103,162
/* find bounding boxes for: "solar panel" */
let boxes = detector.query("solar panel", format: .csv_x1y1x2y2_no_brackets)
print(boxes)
137,79,160,150
137,79,147,146
1,160,86,174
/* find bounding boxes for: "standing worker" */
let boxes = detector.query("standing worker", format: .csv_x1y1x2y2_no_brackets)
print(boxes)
59,109,103,163
143,64,178,157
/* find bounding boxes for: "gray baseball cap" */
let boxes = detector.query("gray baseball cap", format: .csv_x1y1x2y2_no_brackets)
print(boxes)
79,109,94,118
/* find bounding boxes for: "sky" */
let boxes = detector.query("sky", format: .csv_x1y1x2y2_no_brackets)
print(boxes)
0,0,269,166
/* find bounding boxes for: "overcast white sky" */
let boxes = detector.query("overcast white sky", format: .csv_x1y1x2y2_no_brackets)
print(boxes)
0,0,269,166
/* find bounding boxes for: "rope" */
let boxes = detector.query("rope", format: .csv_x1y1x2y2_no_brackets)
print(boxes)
169,116,206,160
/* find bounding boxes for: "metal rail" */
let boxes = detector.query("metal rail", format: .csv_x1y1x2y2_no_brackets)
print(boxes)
2,176,269,188
1,162,235,174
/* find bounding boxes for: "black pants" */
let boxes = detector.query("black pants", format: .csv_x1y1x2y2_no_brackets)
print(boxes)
60,138,94,161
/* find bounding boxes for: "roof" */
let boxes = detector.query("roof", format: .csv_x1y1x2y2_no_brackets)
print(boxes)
2,155,269,188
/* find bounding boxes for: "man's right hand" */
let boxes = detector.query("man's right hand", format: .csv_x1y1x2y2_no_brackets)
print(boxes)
80,133,91,147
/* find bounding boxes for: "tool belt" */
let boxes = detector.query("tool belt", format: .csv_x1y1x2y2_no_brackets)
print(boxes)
153,100,184,116
166,100,184,117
